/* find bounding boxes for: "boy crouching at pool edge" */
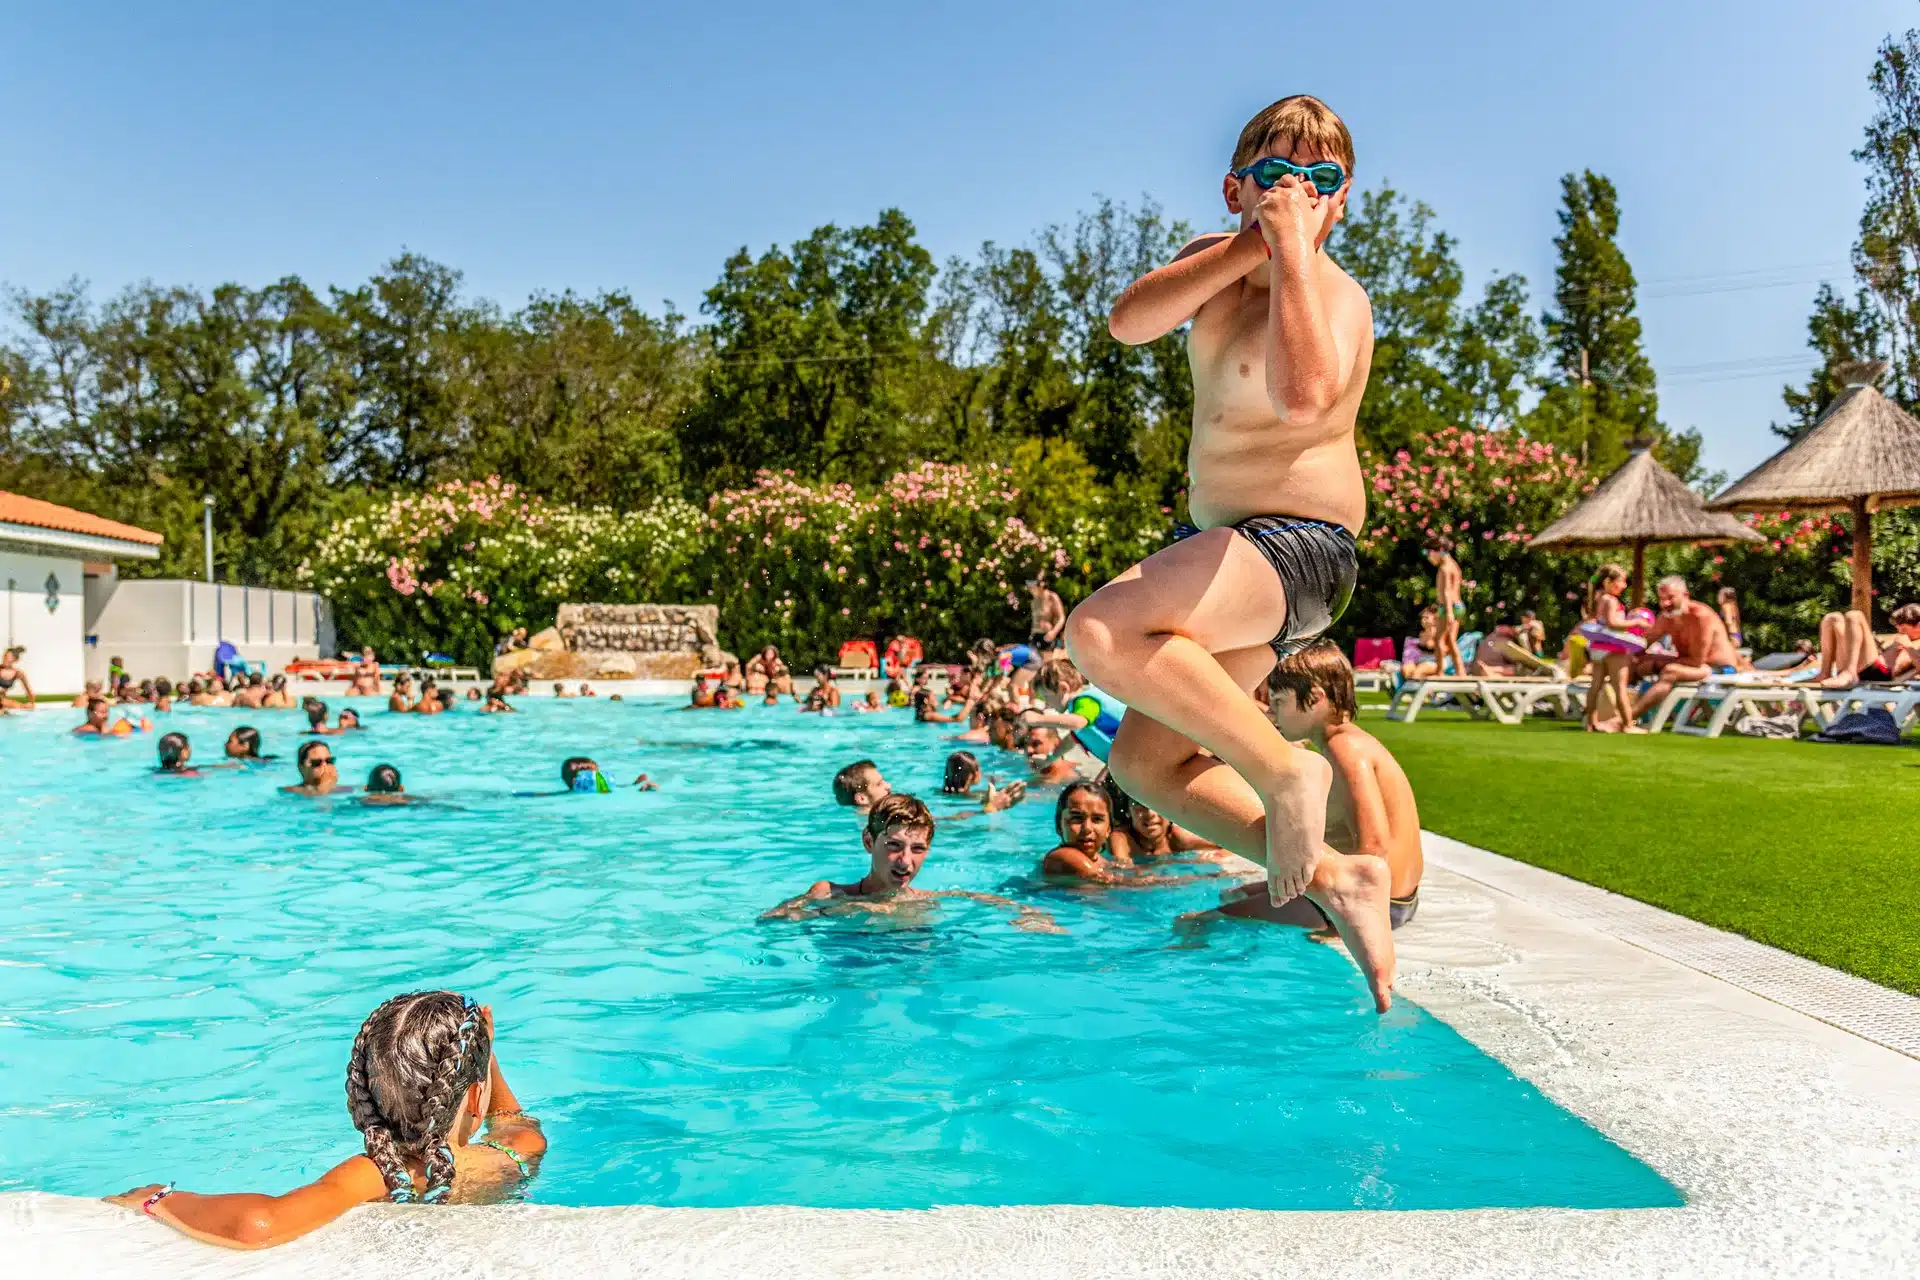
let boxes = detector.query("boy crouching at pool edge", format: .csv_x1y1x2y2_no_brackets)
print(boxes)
1214,641,1423,932
1061,93,1396,1009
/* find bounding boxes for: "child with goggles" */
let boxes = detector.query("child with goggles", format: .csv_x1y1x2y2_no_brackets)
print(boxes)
1063,93,1397,1013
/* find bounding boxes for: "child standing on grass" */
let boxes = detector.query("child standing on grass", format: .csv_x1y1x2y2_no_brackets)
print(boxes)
1062,94,1395,1009
107,992,544,1249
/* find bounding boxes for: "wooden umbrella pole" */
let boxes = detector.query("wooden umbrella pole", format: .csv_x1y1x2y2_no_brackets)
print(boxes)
1851,495,1873,617
1631,540,1647,607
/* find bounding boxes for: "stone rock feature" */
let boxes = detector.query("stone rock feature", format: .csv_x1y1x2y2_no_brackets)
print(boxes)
493,604,734,680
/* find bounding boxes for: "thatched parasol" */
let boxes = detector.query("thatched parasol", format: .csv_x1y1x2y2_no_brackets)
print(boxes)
1708,361,1920,614
1530,443,1764,604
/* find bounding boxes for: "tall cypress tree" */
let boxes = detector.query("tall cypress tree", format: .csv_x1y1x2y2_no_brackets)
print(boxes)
1531,171,1663,471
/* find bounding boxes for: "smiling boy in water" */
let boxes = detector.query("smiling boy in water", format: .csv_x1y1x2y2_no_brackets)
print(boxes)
1061,94,1394,1009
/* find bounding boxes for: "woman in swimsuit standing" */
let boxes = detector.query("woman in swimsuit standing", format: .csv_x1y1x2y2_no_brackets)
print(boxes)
0,647,33,710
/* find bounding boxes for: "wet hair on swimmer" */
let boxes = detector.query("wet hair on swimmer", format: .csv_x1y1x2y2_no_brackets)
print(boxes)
156,732,189,770
366,764,403,794
346,990,492,1204
1053,780,1110,841
305,697,328,726
942,751,980,794
559,757,598,788
1267,640,1358,723
1100,770,1136,827
832,759,882,807
228,726,264,758
296,739,333,770
864,792,935,842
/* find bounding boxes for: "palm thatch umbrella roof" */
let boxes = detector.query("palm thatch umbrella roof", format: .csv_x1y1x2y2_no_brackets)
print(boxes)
1707,361,1920,613
1530,445,1762,603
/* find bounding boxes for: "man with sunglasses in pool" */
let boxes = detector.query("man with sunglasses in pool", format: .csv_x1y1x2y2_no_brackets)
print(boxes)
282,740,347,796
1063,94,1396,1011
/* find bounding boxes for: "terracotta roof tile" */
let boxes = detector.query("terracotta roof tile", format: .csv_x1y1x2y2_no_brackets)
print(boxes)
0,491,165,546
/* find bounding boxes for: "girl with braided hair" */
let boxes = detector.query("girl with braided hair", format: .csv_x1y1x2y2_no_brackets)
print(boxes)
107,991,544,1249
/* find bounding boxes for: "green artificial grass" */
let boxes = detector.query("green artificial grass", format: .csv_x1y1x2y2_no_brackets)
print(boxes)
1364,712,1920,996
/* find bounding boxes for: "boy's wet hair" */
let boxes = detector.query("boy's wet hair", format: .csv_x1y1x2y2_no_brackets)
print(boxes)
942,750,980,794
1053,780,1110,841
560,757,597,788
1034,657,1087,698
366,763,403,793
346,990,492,1205
230,725,262,757
1892,603,1920,627
832,759,882,806
156,732,189,770
1267,640,1357,723
865,792,935,842
1231,94,1355,176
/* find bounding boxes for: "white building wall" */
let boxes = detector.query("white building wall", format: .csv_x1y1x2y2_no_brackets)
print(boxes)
84,579,337,684
0,547,86,695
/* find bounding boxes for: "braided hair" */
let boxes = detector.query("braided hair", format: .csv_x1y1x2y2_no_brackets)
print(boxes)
344,991,491,1204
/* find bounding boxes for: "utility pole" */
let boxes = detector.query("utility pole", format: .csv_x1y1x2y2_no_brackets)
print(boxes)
202,496,215,583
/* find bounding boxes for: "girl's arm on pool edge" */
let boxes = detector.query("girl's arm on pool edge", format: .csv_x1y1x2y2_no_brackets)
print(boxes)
107,1154,387,1250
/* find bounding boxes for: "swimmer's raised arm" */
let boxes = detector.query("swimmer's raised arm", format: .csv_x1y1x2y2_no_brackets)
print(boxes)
936,889,1064,933
1109,228,1268,344
1253,176,1368,423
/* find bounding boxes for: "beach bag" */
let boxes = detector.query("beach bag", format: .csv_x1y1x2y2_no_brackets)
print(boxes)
1735,710,1801,739
1812,708,1903,745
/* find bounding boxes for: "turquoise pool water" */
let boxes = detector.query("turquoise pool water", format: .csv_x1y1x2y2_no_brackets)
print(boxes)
0,699,1680,1210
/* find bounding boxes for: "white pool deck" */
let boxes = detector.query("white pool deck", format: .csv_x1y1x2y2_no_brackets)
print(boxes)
5,833,1917,1279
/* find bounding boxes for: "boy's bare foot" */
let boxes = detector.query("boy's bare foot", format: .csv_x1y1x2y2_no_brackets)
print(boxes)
1587,717,1621,733
1263,749,1333,902
1304,851,1395,1013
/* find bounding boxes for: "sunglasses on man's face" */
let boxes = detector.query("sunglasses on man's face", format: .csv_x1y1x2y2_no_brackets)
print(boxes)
307,755,334,769
1233,156,1347,195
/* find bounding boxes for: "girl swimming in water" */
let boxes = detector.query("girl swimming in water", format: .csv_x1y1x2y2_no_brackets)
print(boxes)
1043,781,1227,887
107,991,544,1249
1102,774,1229,867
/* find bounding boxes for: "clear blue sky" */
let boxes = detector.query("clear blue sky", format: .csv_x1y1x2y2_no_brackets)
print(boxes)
3,1,1909,481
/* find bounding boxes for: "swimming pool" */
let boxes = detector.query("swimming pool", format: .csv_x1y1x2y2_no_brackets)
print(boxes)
0,699,1679,1210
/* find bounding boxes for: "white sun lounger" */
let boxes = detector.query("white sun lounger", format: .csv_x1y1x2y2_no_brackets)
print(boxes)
1664,682,1818,738
1387,676,1570,725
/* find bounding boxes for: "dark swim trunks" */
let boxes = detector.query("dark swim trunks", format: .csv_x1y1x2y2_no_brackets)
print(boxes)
1174,516,1359,657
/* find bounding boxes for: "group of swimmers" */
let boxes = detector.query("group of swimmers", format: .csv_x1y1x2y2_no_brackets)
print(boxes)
93,92,1428,1248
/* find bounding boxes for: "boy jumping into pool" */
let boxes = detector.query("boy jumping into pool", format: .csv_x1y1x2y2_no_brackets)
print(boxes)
1063,94,1396,1009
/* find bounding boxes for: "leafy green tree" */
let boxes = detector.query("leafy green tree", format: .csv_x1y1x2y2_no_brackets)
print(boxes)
1854,27,1920,408
1450,272,1542,430
1533,171,1661,472
680,210,937,490
1776,283,1885,440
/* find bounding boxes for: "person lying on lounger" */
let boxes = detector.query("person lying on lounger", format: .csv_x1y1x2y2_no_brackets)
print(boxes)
1814,602,1920,687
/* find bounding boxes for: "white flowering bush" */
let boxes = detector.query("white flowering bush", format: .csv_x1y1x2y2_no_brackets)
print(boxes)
299,477,705,663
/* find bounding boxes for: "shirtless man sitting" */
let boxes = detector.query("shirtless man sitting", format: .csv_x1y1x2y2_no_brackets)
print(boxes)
1208,641,1422,932
1591,575,1739,732
763,793,1060,931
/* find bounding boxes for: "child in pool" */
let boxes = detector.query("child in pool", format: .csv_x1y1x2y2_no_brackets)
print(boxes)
1059,93,1393,1006
1040,782,1223,887
764,794,1060,931
358,763,428,806
940,750,1027,812
856,690,885,713
1103,773,1230,866
1023,726,1087,786
107,993,544,1249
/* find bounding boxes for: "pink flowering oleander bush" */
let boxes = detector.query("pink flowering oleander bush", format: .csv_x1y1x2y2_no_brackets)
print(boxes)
1341,427,1598,646
298,478,706,665
694,462,1091,662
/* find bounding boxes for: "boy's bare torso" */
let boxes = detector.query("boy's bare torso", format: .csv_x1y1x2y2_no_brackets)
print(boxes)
1184,240,1372,532
1321,725,1423,899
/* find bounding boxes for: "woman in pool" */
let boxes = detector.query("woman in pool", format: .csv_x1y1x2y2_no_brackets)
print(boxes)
108,992,544,1249
225,726,274,761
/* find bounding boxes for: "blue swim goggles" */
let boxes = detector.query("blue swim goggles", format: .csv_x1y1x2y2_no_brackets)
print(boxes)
1233,156,1346,195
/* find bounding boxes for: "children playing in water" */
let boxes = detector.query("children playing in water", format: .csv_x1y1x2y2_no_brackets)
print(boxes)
1040,781,1226,888
108,992,544,1247
1103,774,1230,866
764,793,1061,931
1058,94,1395,1008
940,749,1026,812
